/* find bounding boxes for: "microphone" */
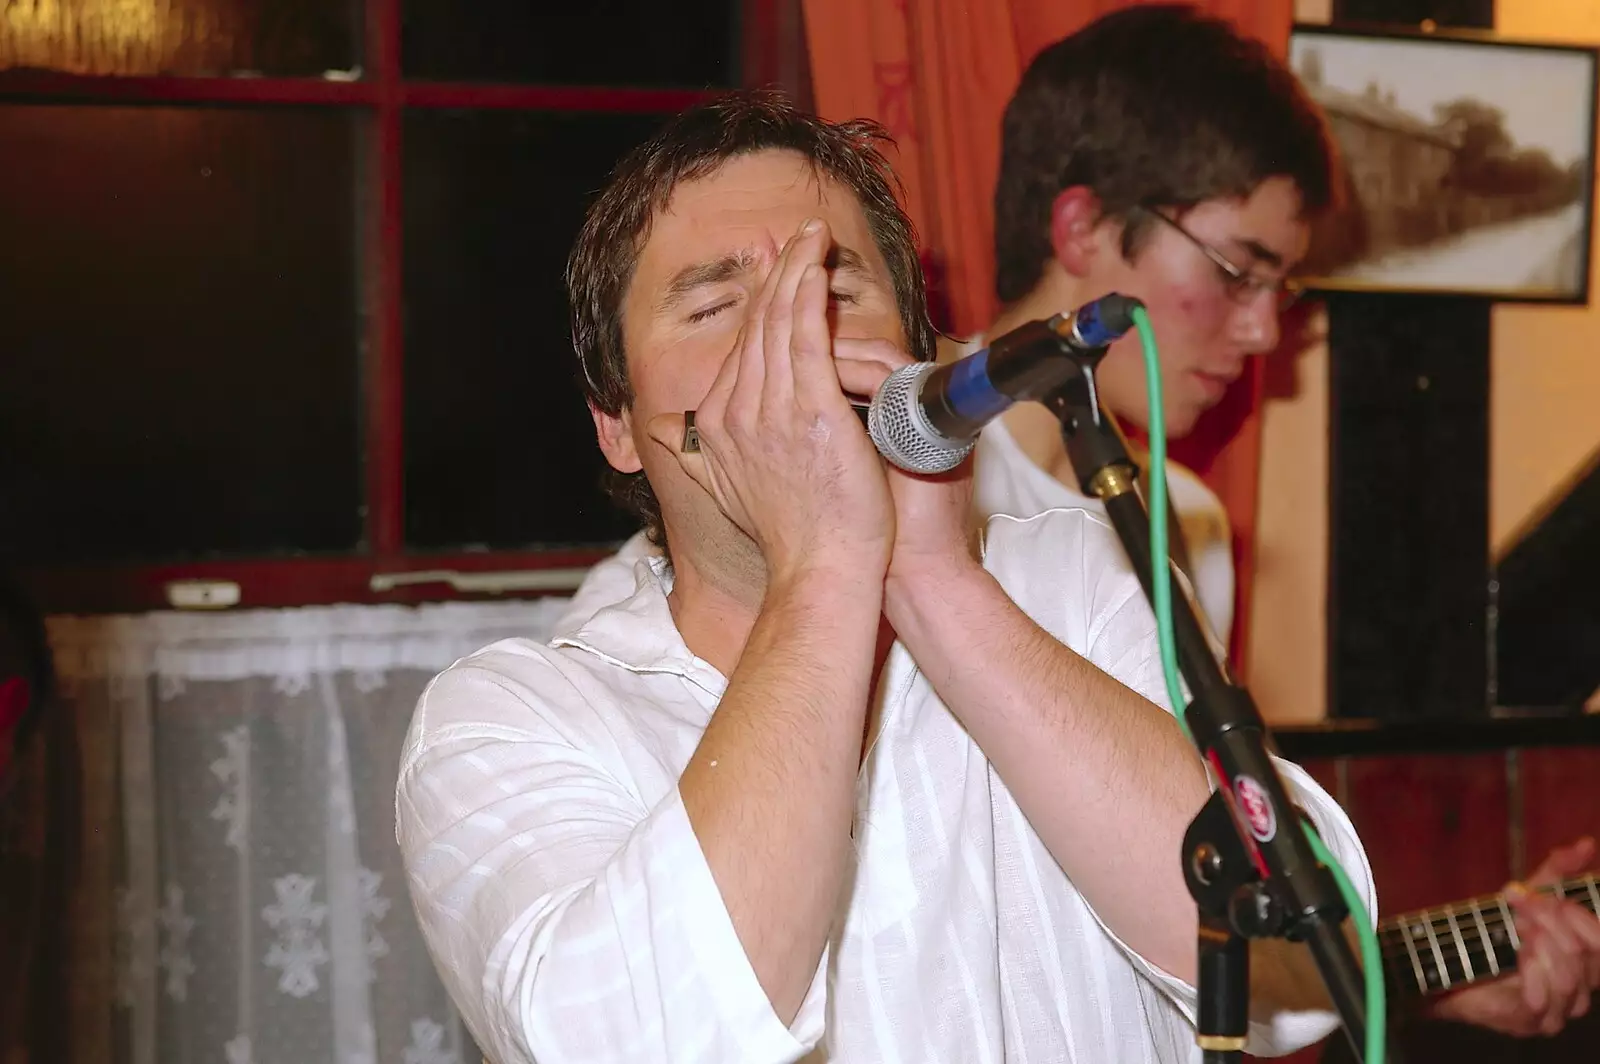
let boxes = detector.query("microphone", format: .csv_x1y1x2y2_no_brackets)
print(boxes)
867,293,1143,474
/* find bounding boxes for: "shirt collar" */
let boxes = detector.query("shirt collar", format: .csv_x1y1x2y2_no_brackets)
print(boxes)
551,553,726,693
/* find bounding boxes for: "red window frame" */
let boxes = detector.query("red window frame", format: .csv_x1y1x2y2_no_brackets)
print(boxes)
9,0,807,614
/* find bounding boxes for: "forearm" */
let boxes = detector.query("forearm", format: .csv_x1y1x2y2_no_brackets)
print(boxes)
1249,926,1363,1016
679,568,882,1023
885,557,1208,980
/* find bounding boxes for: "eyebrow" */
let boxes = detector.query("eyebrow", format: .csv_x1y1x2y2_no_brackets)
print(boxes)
656,249,758,313
824,244,873,279
655,242,878,314
1232,238,1285,270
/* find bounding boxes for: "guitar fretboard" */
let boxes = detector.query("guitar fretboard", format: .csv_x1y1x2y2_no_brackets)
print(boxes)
1378,874,1600,1000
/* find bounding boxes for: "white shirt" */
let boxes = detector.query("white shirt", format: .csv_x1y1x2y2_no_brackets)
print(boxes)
397,509,1373,1064
975,415,1236,642
963,332,1235,640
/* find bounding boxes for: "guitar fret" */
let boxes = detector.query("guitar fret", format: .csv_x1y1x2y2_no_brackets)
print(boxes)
1445,908,1474,982
1469,899,1499,977
1397,918,1428,995
1378,875,1600,1004
1419,909,1452,990
1497,896,1522,951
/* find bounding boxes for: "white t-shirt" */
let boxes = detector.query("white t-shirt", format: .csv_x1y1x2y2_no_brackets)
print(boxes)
975,415,1236,641
397,508,1373,1064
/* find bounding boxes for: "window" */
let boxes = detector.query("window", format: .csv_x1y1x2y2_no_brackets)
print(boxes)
2,104,364,564
401,108,669,552
0,0,806,611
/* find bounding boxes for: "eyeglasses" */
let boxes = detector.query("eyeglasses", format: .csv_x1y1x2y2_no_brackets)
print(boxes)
1139,207,1304,314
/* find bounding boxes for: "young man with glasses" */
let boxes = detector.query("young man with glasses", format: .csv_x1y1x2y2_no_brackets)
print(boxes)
977,5,1600,1052
968,6,1324,644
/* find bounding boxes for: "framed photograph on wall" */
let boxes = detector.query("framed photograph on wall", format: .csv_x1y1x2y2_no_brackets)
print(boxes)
1290,24,1598,304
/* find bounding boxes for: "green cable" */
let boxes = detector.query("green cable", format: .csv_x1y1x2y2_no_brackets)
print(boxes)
1132,305,1187,741
1129,306,1192,740
1129,306,1386,1063
1305,823,1388,1059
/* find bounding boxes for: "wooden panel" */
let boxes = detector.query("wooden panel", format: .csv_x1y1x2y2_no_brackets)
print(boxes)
1343,752,1511,913
1505,745,1600,1060
1517,746,1600,878
1391,1011,1600,1064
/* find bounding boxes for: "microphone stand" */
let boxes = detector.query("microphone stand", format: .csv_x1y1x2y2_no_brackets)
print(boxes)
1041,357,1370,1063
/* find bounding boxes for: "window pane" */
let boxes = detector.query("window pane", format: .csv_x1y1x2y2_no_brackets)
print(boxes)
401,2,736,87
0,0,359,77
0,105,363,564
403,109,667,550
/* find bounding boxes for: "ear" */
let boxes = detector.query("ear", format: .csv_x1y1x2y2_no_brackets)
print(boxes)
591,403,642,474
1048,186,1104,278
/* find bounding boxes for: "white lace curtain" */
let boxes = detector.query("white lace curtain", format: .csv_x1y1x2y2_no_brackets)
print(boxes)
47,599,573,1064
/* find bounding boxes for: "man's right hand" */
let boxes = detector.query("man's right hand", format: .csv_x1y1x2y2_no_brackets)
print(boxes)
648,217,894,583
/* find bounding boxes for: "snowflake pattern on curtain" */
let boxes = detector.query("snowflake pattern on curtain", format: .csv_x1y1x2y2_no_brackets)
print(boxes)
224,1034,253,1064
156,884,195,1002
46,599,573,1064
358,866,392,981
113,885,153,1009
209,725,250,852
263,874,330,999
403,1018,461,1064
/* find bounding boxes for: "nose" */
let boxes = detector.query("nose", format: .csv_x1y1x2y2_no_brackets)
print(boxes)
1230,289,1281,355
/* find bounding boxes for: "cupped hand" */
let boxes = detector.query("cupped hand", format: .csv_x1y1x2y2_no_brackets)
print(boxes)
647,218,895,582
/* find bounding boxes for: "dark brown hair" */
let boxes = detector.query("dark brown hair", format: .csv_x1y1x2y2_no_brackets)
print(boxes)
567,89,935,545
993,4,1335,304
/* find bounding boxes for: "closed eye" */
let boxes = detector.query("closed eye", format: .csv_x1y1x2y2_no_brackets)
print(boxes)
687,299,737,324
686,290,859,325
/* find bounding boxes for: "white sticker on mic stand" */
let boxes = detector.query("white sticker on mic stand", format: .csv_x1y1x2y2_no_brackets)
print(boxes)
1233,775,1277,842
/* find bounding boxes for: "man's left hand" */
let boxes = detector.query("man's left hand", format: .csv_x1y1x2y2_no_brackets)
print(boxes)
832,337,979,592
1427,837,1600,1036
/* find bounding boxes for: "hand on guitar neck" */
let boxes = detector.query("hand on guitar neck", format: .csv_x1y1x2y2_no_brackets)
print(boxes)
1381,836,1600,1038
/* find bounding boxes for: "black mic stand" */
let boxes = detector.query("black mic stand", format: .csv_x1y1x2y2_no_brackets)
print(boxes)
1041,356,1371,1063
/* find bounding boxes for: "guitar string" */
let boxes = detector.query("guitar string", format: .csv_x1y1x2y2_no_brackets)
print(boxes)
1372,874,1598,987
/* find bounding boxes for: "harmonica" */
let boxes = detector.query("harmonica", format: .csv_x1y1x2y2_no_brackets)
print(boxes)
682,401,873,453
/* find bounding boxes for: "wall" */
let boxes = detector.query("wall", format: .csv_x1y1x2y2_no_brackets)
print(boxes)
1489,3,1600,555
1244,0,1331,726
1248,0,1600,723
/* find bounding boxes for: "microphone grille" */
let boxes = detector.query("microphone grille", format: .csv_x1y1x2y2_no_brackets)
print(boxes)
868,362,975,475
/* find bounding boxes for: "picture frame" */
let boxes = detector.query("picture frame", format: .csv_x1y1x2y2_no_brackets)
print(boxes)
1290,23,1598,305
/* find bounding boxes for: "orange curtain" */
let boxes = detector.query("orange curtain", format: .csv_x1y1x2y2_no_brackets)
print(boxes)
800,0,1292,668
